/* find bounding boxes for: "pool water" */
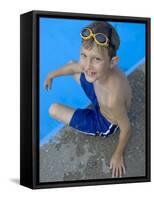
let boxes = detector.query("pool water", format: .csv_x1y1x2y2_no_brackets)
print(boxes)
39,17,145,145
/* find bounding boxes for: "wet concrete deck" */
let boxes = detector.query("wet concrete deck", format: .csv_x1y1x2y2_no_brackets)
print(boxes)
40,64,145,182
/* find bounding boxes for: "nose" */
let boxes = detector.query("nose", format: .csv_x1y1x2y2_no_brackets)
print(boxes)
84,59,93,70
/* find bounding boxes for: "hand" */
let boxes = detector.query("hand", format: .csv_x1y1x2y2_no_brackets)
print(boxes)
110,152,126,178
44,75,53,91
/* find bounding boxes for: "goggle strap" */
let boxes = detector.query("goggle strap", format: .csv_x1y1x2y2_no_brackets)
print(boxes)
108,28,116,49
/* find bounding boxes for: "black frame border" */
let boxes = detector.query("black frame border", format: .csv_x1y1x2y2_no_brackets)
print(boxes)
20,10,151,189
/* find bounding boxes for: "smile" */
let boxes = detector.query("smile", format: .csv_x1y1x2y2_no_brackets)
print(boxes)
85,70,97,77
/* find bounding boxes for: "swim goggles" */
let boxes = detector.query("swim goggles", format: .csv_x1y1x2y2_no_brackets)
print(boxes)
80,28,109,47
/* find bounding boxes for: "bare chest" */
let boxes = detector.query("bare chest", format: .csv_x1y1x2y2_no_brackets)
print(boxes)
94,85,111,109
94,85,118,123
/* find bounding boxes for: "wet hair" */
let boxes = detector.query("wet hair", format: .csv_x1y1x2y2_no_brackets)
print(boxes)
81,21,120,60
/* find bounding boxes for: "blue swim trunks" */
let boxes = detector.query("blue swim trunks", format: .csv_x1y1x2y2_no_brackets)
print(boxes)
69,73,119,137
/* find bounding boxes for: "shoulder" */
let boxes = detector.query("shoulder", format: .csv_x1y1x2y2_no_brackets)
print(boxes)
109,67,131,94
110,67,126,84
108,70,132,113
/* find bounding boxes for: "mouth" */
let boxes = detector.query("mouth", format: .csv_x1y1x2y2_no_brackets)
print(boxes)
85,70,97,77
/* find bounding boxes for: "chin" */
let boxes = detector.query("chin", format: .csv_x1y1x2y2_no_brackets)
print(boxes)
84,72,97,83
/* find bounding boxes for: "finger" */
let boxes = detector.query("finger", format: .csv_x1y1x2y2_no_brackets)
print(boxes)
122,164,126,175
119,166,122,178
112,167,115,178
115,167,119,178
47,83,50,91
47,85,49,90
45,84,48,91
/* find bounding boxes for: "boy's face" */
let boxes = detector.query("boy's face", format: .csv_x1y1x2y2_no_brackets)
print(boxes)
80,45,118,83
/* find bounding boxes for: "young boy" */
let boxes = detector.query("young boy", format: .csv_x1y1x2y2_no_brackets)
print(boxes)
44,21,132,178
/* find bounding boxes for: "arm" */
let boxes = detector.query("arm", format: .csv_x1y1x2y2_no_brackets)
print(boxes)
44,60,82,90
47,60,82,78
109,101,131,178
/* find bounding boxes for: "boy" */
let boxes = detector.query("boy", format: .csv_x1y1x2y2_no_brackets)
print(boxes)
44,21,132,178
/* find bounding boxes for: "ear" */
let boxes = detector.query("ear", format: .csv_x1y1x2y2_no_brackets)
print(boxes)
110,56,119,69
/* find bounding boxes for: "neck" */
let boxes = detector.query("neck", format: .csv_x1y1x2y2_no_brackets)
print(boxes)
96,68,112,86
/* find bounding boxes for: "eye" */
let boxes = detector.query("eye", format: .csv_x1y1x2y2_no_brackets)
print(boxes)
94,57,101,61
80,53,87,58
